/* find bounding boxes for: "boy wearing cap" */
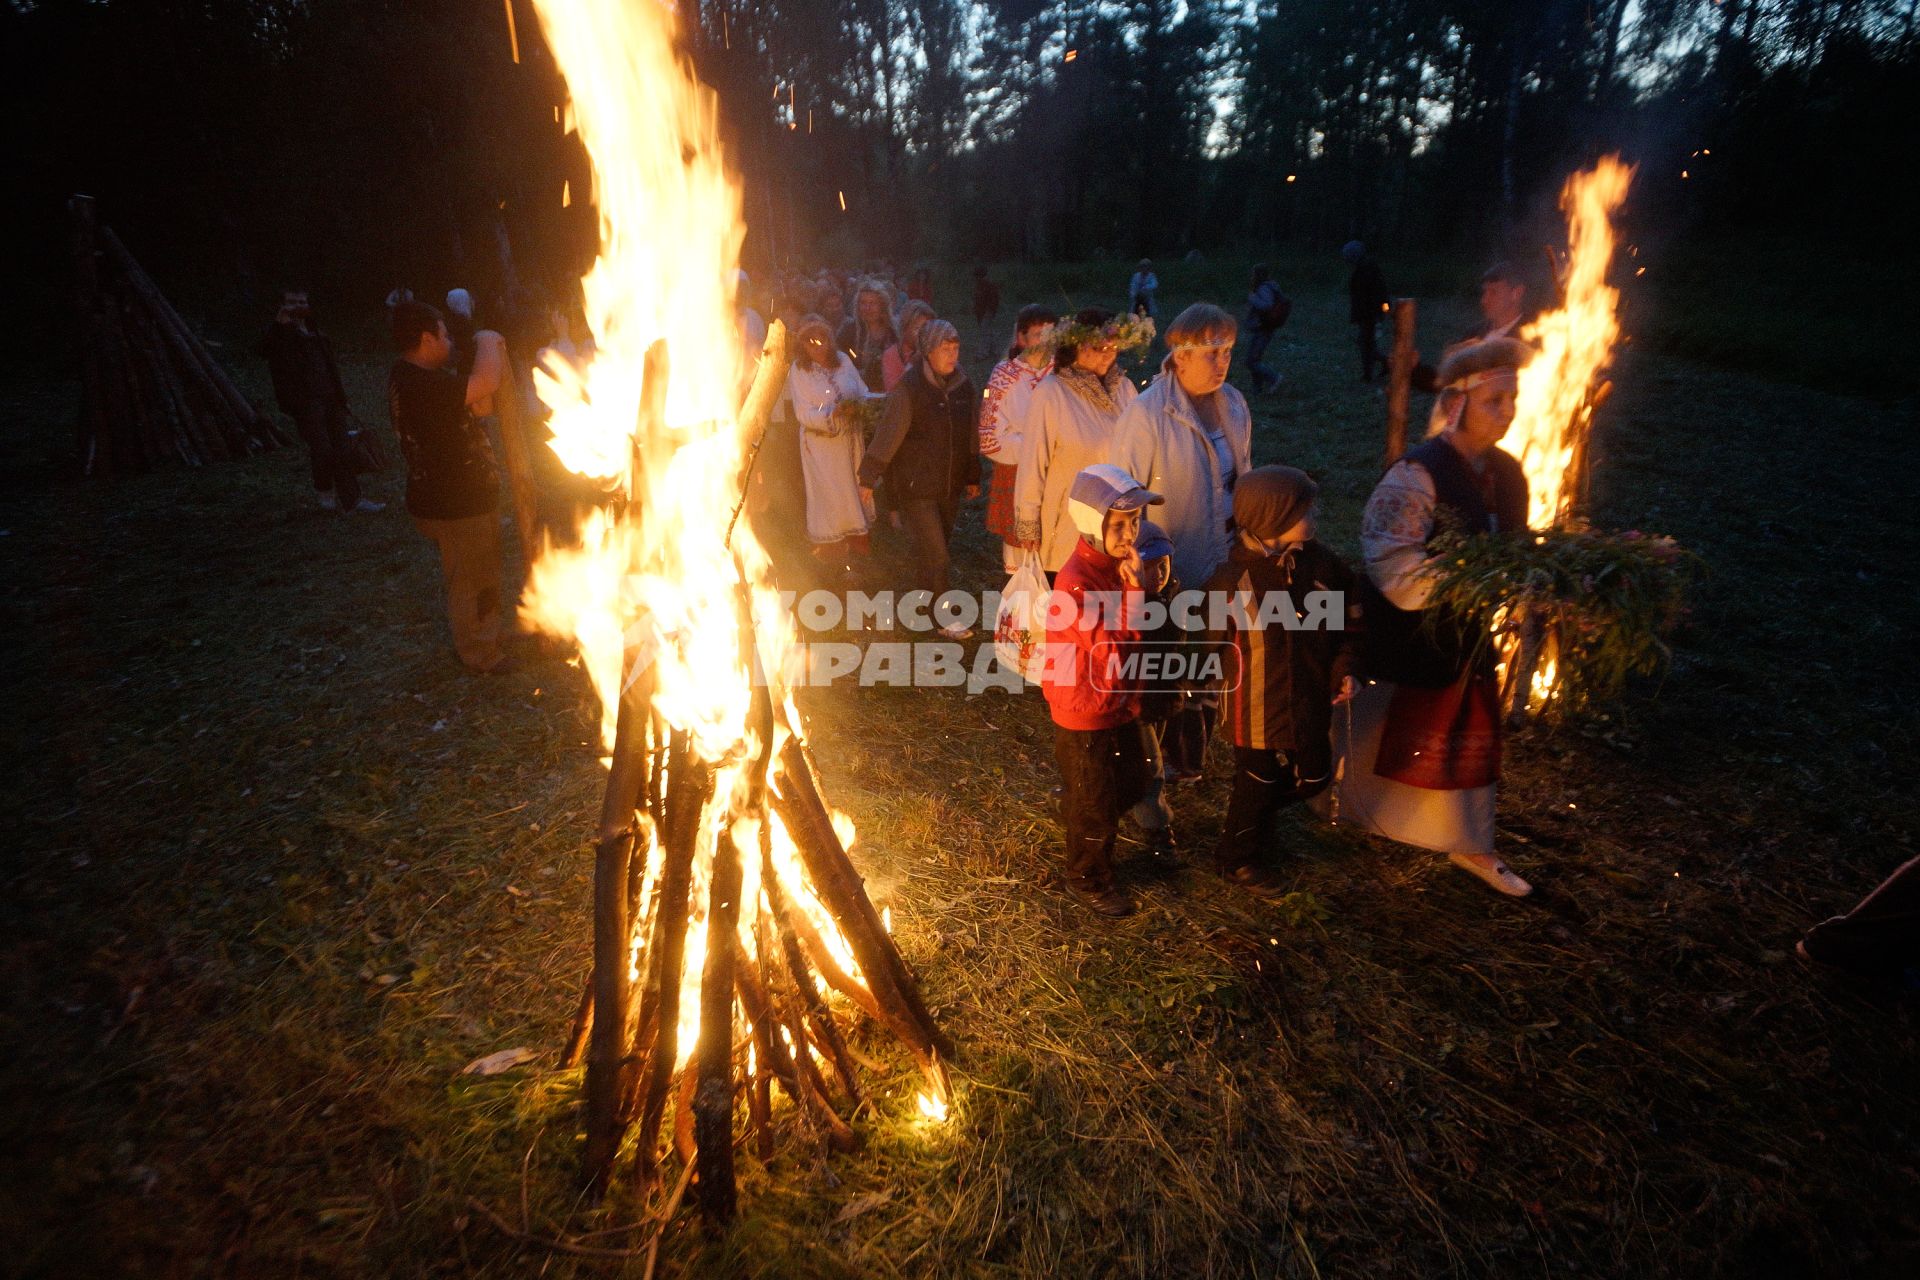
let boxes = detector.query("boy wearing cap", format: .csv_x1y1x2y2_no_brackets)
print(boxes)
1042,464,1164,917
1205,466,1361,893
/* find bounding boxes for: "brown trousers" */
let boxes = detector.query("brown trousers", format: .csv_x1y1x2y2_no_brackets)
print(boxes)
413,512,507,671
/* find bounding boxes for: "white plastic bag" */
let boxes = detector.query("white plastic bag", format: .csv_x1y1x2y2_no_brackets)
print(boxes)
993,551,1050,685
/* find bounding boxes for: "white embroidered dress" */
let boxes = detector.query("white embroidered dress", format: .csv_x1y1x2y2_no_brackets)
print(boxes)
787,357,873,545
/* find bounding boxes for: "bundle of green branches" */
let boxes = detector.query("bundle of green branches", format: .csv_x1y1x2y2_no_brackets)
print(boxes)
1425,524,1699,723
835,394,887,439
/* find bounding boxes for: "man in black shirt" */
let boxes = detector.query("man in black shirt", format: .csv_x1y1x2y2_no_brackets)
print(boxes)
388,300,514,674
258,290,382,512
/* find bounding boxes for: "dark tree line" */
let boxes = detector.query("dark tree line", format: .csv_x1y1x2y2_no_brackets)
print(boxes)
3,0,1913,339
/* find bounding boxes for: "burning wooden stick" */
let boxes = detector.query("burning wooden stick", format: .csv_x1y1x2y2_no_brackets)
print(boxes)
570,318,949,1220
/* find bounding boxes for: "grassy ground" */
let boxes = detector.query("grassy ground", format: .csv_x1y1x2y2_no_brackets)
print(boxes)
2,263,1916,1279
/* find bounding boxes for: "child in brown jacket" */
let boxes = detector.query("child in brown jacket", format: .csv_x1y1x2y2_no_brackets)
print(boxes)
1204,466,1361,893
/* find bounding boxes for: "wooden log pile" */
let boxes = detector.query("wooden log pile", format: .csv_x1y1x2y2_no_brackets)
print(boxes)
560,323,951,1221
69,194,287,476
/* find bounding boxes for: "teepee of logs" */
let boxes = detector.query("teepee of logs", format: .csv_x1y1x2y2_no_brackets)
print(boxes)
69,195,287,476
515,0,951,1222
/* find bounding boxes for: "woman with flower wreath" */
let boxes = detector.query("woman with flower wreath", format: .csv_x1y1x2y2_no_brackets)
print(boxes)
835,280,896,392
1341,335,1535,897
980,304,1058,572
1013,308,1153,576
786,315,875,583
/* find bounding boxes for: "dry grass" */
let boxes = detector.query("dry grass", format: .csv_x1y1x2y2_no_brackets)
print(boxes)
1,265,1916,1279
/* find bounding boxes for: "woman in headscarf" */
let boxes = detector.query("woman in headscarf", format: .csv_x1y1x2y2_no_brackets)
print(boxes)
836,280,896,392
882,300,937,392
786,315,874,583
1338,336,1534,896
857,320,981,639
1013,308,1149,576
1109,302,1251,778
980,304,1058,572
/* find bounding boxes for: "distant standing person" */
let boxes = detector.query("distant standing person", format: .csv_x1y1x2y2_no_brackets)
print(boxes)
907,266,934,307
1243,265,1291,393
1128,259,1159,318
258,288,382,514
858,320,981,638
980,304,1058,571
444,287,478,370
1472,261,1530,340
837,281,895,392
972,266,1002,329
387,300,516,676
1343,241,1390,382
882,301,936,391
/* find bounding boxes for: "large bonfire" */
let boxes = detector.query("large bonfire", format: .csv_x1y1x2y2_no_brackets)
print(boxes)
517,0,949,1218
1425,156,1690,727
1492,156,1637,715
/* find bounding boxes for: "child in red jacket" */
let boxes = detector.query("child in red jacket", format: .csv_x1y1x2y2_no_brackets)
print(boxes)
1042,464,1164,917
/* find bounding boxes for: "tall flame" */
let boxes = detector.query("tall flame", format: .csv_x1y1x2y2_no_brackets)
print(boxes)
1494,157,1633,713
519,0,866,1070
1509,156,1634,531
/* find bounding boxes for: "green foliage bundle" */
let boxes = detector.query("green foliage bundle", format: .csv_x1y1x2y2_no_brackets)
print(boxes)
1425,524,1700,722
835,394,887,439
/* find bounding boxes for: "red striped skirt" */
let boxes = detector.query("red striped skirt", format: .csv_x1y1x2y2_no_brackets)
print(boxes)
985,458,1018,544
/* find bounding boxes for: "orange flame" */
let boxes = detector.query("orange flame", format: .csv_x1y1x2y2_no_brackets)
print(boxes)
1497,157,1633,712
1510,156,1633,531
520,0,870,1070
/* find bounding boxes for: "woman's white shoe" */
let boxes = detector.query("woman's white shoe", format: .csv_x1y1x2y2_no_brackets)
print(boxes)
1448,852,1533,897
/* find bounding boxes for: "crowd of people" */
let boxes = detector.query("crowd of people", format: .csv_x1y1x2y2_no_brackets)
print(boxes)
253,258,1920,969
738,259,1549,918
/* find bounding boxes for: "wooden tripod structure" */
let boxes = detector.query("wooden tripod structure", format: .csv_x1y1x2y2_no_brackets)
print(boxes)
558,325,951,1220
69,195,287,476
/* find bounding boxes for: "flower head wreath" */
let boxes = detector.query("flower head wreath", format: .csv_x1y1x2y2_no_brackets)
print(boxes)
1041,311,1157,358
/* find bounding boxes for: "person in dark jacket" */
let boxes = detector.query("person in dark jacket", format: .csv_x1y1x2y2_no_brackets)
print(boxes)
258,289,379,513
1243,264,1290,393
387,300,515,675
858,320,982,638
1206,466,1360,894
1343,241,1390,382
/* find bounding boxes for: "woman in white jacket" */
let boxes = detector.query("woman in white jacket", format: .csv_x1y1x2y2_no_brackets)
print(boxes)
1107,302,1251,781
1108,302,1252,591
1014,309,1147,574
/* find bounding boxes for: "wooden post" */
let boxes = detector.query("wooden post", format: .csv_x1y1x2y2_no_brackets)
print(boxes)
692,831,743,1222
1384,298,1418,465
581,667,654,1195
630,736,713,1189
